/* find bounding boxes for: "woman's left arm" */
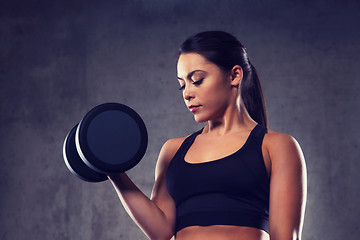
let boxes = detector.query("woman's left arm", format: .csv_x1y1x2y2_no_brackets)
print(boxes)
266,133,307,240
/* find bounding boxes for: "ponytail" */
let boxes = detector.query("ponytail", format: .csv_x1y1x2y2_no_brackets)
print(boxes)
241,63,268,129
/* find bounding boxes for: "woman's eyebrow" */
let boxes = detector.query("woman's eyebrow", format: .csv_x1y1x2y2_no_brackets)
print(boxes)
177,70,206,80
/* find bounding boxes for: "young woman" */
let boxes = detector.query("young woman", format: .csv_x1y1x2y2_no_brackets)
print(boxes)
108,31,307,240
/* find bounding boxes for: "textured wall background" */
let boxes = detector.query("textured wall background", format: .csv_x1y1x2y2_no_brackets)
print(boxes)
1,0,359,239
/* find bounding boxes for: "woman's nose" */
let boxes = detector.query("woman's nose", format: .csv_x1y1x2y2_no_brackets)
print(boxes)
183,85,194,101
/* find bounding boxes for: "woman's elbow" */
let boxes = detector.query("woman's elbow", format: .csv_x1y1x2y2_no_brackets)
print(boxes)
146,226,174,240
269,228,302,240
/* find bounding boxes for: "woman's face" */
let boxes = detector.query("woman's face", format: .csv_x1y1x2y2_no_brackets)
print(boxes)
177,53,235,123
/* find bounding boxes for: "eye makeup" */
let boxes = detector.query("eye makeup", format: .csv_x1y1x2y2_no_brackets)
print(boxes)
177,70,206,91
178,78,204,91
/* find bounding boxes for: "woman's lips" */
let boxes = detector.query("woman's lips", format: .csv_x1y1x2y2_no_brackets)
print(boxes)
188,105,201,112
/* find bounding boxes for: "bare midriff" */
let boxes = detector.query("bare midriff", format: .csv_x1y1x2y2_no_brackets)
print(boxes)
175,225,269,240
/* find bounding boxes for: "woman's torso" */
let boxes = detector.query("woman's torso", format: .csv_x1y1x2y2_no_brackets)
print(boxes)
176,225,269,240
166,124,272,240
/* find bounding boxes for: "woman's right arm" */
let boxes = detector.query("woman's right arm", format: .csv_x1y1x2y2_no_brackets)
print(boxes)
108,138,183,240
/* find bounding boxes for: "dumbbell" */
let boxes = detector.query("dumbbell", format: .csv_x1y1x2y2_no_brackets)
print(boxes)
63,103,148,182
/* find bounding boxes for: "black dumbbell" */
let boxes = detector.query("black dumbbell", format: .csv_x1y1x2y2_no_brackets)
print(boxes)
63,103,148,182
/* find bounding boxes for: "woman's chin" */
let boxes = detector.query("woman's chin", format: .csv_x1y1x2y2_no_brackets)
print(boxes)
193,115,208,123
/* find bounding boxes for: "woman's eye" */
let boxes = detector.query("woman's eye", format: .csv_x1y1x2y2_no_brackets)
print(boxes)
178,78,203,91
193,78,203,85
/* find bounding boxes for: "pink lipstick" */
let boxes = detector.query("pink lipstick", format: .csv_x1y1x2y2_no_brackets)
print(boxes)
188,105,201,112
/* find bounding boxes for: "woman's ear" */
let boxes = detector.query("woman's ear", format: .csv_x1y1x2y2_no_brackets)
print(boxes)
230,65,243,86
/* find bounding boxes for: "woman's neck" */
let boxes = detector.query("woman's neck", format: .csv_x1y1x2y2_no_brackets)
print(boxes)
204,103,257,136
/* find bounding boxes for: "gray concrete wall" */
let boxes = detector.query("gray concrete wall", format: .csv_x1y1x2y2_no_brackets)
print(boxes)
1,0,359,239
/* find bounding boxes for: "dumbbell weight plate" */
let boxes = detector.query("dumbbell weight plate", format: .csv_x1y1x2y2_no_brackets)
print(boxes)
63,124,108,182
75,103,148,175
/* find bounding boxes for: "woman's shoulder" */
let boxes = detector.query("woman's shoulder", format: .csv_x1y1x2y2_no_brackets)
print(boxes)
263,128,304,165
162,129,201,154
154,135,190,176
264,129,298,146
156,134,191,165
162,136,187,154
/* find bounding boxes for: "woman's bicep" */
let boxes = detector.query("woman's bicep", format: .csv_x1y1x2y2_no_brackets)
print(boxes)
150,139,181,229
268,134,307,240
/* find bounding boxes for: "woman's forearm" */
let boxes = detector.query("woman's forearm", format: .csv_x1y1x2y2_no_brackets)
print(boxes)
108,173,174,240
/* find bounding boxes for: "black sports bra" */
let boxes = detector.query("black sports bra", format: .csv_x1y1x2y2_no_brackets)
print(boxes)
165,124,270,233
